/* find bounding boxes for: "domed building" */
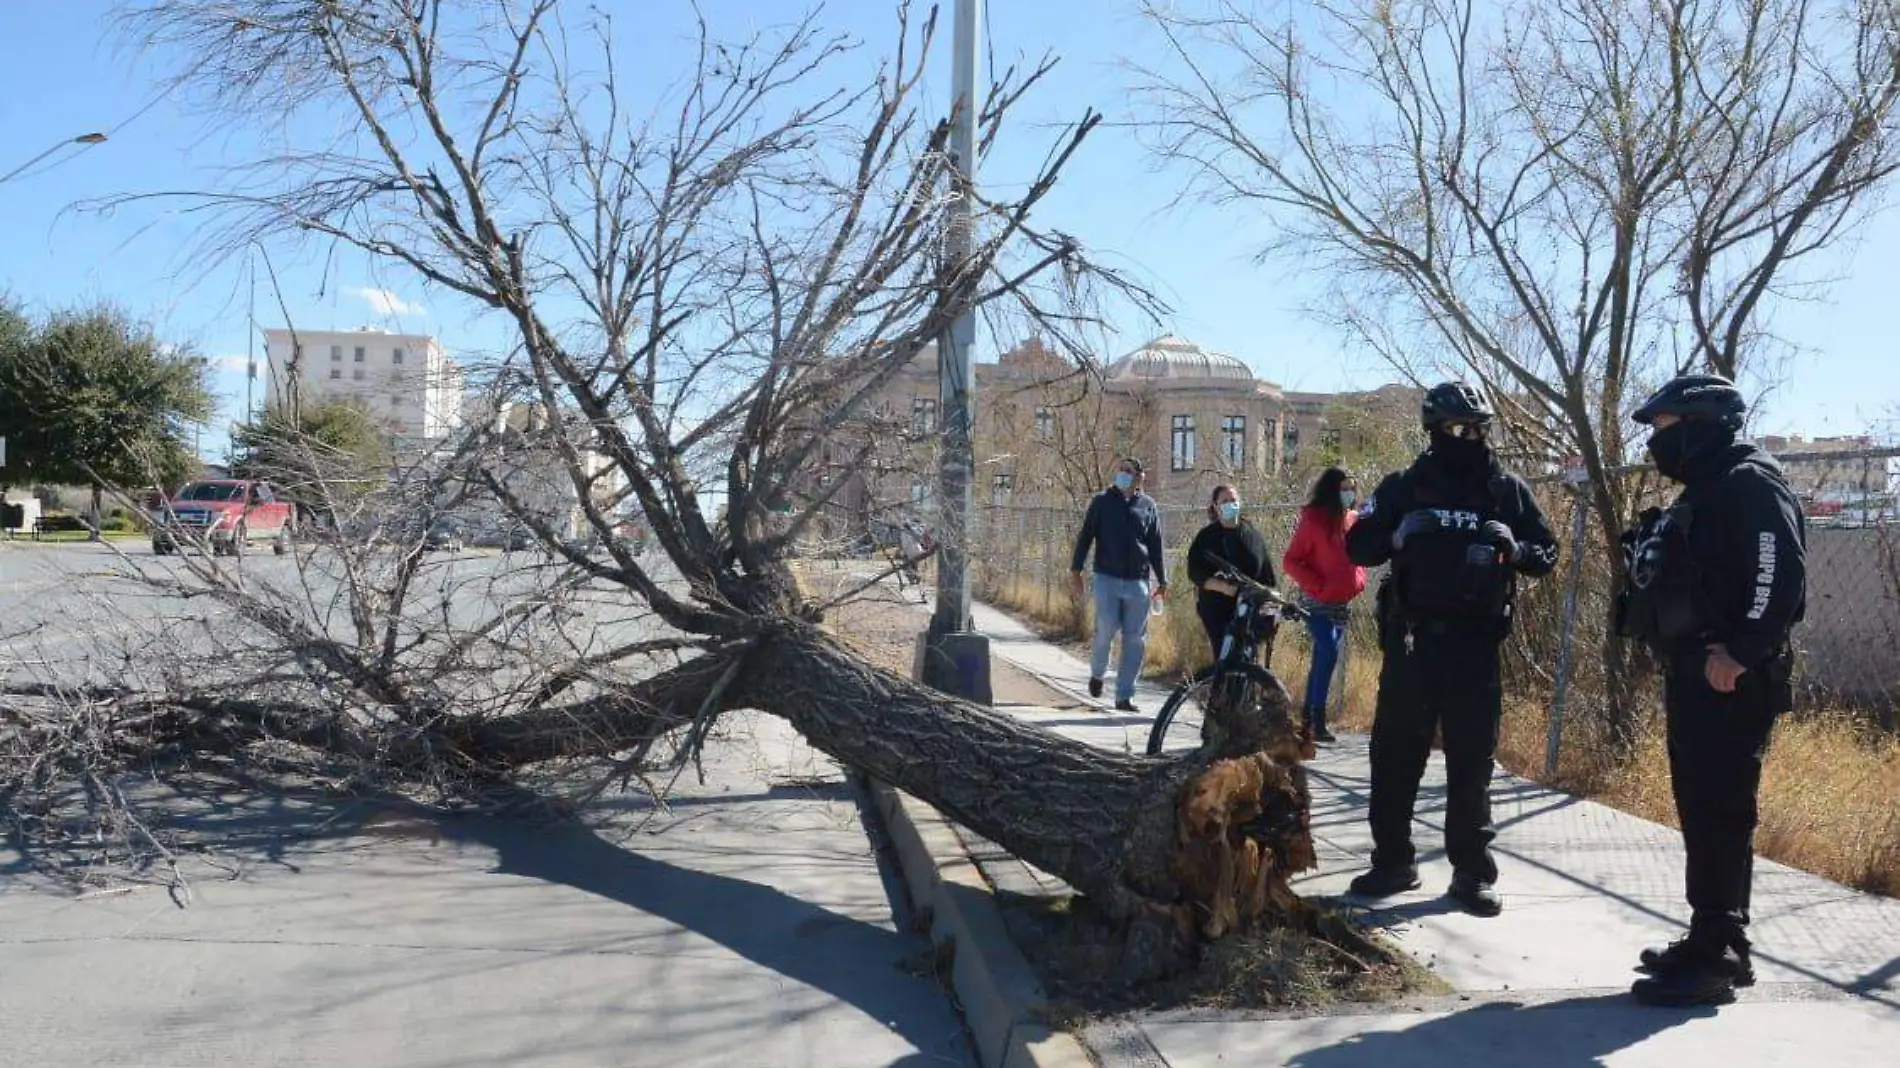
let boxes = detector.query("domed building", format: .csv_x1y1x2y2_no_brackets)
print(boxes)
1084,335,1293,506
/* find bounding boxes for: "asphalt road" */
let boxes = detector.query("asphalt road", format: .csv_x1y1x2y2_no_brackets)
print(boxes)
1,547,977,1068
0,539,674,693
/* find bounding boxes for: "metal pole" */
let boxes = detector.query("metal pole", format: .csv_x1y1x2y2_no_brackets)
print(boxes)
1546,490,1591,777
247,254,257,423
932,0,981,637
915,0,992,703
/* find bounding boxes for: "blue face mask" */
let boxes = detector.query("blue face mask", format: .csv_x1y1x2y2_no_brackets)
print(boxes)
1112,471,1135,492
1340,490,1357,510
1218,501,1241,523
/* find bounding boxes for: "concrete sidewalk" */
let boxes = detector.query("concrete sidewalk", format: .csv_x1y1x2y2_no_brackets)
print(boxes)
957,597,1900,1068
0,713,973,1068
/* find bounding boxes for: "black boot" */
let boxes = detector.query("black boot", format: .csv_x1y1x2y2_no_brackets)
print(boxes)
1308,707,1337,744
1632,944,1743,1007
1448,871,1503,917
1347,863,1421,898
1639,936,1756,987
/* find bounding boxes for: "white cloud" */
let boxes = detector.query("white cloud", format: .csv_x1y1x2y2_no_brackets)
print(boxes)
352,286,426,317
208,354,252,374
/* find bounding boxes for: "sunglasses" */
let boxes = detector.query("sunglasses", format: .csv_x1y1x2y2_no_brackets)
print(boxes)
1442,422,1489,441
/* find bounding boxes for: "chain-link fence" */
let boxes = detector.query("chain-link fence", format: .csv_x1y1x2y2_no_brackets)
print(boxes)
968,445,1900,766
1529,448,1900,766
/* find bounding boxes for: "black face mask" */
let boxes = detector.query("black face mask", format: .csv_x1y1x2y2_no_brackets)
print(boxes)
1429,428,1492,478
1646,420,1734,481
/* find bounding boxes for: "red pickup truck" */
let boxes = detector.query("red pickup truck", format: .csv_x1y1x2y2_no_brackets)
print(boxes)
152,479,296,557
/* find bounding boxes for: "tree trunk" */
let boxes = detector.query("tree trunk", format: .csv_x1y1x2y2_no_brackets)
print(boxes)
722,624,1319,976
90,483,104,542
7,619,1318,979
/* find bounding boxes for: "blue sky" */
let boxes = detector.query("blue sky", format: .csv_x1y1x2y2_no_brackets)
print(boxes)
3,0,1895,463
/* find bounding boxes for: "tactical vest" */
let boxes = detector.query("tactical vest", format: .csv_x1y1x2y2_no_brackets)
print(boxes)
1390,472,1515,621
1615,502,1707,646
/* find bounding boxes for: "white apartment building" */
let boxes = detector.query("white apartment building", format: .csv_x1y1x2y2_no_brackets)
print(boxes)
263,328,465,443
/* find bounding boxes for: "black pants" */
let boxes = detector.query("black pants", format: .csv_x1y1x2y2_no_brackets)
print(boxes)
1197,593,1275,670
1664,653,1785,952
1368,622,1503,882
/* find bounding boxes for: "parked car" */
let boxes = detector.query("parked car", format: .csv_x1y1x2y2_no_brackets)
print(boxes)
502,526,535,552
152,479,295,557
425,519,466,553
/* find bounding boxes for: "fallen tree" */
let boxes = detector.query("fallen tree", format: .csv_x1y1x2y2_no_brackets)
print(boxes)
2,0,1321,978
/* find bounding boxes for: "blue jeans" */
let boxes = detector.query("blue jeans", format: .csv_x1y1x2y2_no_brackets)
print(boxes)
1303,610,1346,714
1090,574,1151,703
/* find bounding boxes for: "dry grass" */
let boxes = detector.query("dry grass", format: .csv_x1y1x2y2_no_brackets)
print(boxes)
987,577,1900,899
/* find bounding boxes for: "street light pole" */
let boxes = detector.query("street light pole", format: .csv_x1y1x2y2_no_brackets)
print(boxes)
916,0,993,705
0,132,107,185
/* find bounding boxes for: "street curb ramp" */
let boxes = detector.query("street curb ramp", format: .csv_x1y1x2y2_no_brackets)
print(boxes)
867,778,1097,1068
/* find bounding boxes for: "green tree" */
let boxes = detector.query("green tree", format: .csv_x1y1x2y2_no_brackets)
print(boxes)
231,400,390,520
0,304,213,534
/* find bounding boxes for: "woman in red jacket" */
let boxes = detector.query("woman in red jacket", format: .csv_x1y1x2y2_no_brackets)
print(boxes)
1282,467,1367,743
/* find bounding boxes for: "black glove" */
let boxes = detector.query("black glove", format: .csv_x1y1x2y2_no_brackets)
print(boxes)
1391,509,1441,551
1480,520,1518,561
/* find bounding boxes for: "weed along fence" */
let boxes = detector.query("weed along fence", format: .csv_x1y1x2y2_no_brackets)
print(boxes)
969,445,1900,766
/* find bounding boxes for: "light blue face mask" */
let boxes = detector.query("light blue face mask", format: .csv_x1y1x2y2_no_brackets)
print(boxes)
1112,471,1135,492
1219,501,1242,523
1341,490,1358,510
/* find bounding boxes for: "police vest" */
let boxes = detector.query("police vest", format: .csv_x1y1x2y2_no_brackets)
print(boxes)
1615,502,1706,645
1390,473,1515,621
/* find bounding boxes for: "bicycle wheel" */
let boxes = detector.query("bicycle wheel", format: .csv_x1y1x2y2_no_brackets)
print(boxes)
1146,667,1216,756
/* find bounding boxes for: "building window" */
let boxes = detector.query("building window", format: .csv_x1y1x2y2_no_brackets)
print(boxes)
1222,415,1246,469
1283,421,1301,464
912,397,938,436
1262,417,1279,472
1171,414,1196,472
1034,406,1055,440
329,367,342,380
991,472,1013,505
331,345,343,361
353,368,365,381
392,347,405,365
910,479,932,509
389,395,402,408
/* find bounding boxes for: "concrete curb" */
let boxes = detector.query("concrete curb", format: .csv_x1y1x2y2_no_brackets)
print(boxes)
866,778,1097,1068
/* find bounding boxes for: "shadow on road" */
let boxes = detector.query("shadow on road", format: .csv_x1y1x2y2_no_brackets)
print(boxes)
435,785,968,1068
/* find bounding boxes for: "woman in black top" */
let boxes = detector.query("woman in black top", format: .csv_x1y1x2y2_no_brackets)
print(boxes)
1185,484,1279,666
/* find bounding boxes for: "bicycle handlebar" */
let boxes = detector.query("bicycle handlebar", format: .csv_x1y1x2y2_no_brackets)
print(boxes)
1206,553,1308,621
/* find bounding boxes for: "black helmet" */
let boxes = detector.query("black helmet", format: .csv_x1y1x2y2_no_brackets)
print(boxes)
1632,374,1746,430
1421,382,1494,428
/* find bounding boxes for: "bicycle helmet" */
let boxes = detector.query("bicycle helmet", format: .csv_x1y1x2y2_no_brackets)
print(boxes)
1632,373,1746,430
1421,382,1495,429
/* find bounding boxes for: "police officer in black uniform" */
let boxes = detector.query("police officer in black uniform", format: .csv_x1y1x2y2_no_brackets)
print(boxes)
1343,383,1560,916
1619,374,1806,1007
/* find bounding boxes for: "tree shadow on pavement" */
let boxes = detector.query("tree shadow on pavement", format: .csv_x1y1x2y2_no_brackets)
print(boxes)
1287,993,1716,1068
439,791,972,1068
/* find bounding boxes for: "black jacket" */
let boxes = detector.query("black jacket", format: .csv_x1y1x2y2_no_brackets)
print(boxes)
1672,443,1807,667
1071,489,1168,586
1185,519,1276,595
1346,451,1560,620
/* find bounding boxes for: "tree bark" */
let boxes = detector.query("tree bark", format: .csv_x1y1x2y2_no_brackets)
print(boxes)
720,624,1318,973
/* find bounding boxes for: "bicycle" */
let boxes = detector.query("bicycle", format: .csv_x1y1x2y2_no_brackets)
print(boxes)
1145,565,1309,757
